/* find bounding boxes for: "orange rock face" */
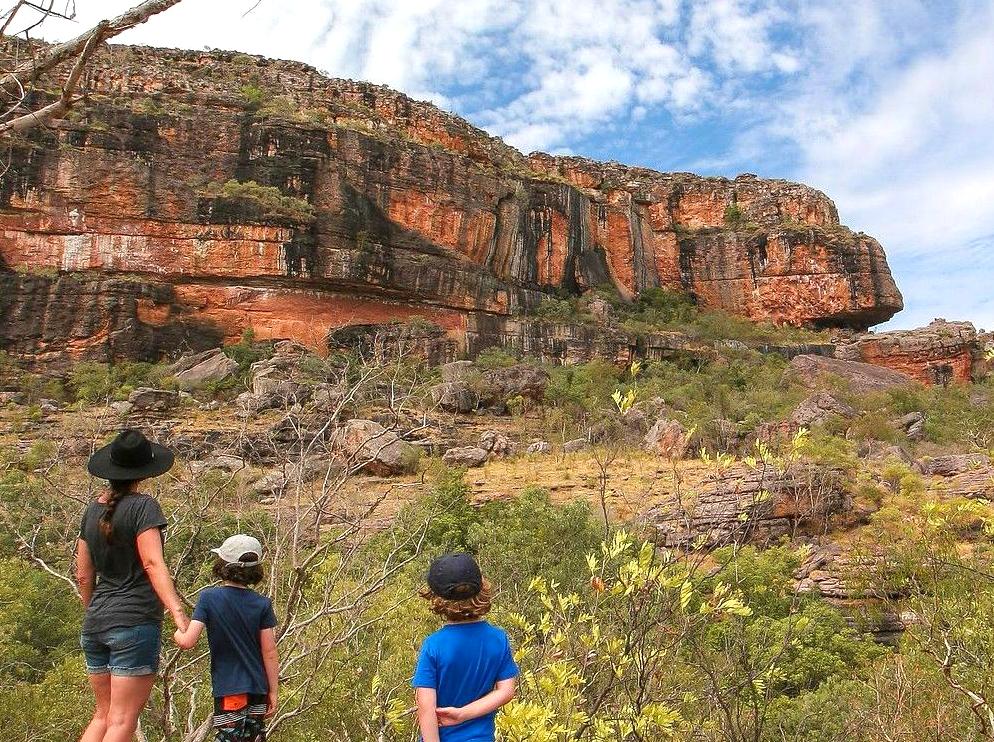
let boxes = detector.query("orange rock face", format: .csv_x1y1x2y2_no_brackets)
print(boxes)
835,320,984,385
0,43,904,364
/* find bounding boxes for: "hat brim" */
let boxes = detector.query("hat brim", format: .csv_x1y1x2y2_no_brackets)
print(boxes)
87,441,175,480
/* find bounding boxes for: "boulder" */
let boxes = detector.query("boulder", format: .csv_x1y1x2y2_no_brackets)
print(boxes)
480,364,549,412
127,387,178,412
644,418,690,459
835,319,984,386
894,411,926,441
431,381,478,413
249,341,309,399
919,453,991,477
189,455,247,476
440,360,475,382
310,384,346,414
442,446,489,468
563,438,589,453
333,419,419,476
235,391,271,415
788,392,856,429
789,354,914,394
526,441,551,454
940,468,994,499
109,400,133,416
167,349,238,390
646,463,849,548
480,430,515,458
252,458,329,496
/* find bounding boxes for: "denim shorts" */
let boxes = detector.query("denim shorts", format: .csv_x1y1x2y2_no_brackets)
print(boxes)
80,623,162,676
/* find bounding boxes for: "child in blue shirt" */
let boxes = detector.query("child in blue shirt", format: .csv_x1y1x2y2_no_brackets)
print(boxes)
412,553,518,742
174,534,280,742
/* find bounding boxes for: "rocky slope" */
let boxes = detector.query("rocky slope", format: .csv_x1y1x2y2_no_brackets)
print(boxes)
0,42,903,365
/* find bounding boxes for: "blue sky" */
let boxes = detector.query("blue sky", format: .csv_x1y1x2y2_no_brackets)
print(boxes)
34,0,994,330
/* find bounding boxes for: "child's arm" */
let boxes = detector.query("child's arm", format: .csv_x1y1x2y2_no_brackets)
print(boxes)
173,619,205,649
436,678,516,727
260,627,280,717
415,687,441,742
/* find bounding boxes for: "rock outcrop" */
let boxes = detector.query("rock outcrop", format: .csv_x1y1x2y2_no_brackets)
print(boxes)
646,463,850,548
789,354,915,394
0,41,902,366
836,320,986,386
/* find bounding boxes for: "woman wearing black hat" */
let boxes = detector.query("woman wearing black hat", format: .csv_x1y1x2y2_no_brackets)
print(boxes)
75,429,189,742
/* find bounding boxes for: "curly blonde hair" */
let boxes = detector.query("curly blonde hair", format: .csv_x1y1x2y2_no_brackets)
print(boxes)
421,578,492,621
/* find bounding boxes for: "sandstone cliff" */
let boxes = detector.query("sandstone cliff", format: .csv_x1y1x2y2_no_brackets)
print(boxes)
0,42,903,363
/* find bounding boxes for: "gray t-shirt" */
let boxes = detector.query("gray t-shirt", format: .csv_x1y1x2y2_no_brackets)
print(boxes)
79,494,168,634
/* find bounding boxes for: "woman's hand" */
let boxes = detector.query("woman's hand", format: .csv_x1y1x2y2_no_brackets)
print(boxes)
266,690,278,717
436,706,467,726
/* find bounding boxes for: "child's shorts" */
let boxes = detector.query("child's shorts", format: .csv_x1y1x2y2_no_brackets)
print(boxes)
213,694,267,742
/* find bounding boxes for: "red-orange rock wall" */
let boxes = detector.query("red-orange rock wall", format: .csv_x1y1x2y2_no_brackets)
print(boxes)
0,42,904,363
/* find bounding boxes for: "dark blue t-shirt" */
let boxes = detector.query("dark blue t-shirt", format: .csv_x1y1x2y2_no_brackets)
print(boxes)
191,586,278,698
412,621,518,742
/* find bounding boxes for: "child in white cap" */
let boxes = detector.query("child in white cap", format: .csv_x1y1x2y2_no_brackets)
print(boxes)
174,535,279,742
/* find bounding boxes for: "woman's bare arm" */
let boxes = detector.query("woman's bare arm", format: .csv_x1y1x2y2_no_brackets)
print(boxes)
75,538,95,607
136,528,188,630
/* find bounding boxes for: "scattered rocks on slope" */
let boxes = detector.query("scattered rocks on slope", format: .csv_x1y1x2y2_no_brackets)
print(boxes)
249,341,308,399
166,349,238,390
332,419,419,476
442,446,489,468
789,354,914,394
527,441,551,454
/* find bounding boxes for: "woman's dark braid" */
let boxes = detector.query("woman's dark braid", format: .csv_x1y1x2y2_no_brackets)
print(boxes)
99,479,135,541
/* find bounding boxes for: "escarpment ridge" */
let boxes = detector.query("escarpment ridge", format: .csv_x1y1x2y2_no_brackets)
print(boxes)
0,41,904,365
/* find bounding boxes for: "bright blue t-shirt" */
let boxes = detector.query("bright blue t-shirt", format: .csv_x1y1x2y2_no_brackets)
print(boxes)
191,586,278,698
412,620,518,742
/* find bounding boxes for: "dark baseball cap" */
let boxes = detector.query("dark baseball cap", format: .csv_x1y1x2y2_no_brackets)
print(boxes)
427,553,483,600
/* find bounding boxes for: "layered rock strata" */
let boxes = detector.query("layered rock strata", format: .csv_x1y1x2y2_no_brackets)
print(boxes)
836,320,986,385
0,41,902,364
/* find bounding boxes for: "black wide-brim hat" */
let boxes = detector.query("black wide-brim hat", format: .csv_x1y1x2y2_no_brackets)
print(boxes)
87,429,175,481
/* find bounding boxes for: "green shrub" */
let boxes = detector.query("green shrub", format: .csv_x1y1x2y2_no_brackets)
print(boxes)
724,203,745,225
532,296,578,322
473,346,520,371
240,83,266,109
206,179,316,224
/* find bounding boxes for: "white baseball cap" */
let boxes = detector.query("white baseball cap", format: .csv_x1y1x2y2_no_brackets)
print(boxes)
211,534,264,566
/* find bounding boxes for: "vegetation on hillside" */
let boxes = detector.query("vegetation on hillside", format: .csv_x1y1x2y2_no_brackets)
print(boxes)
2,320,994,740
